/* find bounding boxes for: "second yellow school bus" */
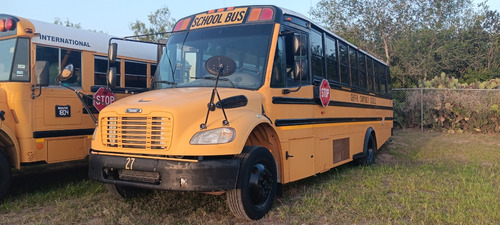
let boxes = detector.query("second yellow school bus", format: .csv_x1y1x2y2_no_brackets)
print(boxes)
0,13,158,201
89,5,393,220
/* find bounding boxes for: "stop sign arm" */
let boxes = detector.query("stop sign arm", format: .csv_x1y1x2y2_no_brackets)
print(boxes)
60,84,98,125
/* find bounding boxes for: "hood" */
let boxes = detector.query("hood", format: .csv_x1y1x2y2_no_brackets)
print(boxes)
101,87,263,116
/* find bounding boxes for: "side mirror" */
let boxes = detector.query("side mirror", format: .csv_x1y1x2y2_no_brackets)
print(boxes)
35,61,49,86
58,64,74,82
205,55,236,77
294,61,304,81
292,35,304,56
107,67,116,88
108,43,117,63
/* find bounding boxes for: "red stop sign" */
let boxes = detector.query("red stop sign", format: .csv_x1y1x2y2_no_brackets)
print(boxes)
93,87,116,112
319,79,330,107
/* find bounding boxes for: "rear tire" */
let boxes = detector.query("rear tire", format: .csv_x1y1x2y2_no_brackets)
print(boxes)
105,183,148,199
360,134,376,166
0,151,12,202
227,146,277,220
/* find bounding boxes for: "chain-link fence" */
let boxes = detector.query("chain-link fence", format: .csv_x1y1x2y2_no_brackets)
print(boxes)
392,88,500,133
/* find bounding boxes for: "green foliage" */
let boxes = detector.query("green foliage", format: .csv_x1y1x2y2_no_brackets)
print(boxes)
311,0,500,88
54,17,81,29
462,68,500,84
53,18,106,34
393,89,500,133
416,72,500,89
129,6,175,42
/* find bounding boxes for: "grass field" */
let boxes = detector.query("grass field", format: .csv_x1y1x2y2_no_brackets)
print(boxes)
0,130,499,224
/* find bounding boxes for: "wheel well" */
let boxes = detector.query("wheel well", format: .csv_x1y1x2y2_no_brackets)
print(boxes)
0,130,17,169
244,123,282,183
366,127,377,151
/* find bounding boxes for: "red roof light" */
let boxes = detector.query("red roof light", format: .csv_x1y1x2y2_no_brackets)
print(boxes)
247,7,274,22
173,18,192,32
260,8,274,20
5,18,16,31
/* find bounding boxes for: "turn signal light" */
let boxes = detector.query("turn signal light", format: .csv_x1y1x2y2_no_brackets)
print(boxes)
0,19,5,32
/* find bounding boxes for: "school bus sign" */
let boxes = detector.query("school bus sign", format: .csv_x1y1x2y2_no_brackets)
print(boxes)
190,7,247,30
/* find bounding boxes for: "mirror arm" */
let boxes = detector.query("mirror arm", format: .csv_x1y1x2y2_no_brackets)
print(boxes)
60,84,98,125
31,84,42,99
282,85,302,94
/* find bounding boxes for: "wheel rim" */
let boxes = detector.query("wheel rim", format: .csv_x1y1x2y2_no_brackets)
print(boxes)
248,162,273,206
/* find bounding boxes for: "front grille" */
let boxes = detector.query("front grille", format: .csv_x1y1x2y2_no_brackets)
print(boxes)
101,115,172,150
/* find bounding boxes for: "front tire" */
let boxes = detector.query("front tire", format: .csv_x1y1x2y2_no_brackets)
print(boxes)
0,151,12,202
227,146,277,220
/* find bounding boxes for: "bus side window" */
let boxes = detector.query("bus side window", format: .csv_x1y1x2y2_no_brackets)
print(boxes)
124,60,148,88
94,56,107,85
36,46,59,84
36,45,81,86
60,49,82,87
339,42,350,86
367,58,374,92
95,56,121,87
349,47,358,87
310,30,324,81
325,36,339,83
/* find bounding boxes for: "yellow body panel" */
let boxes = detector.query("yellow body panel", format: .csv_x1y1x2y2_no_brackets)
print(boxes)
92,88,270,156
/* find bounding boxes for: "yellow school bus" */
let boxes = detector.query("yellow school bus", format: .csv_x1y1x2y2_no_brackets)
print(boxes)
0,14,158,201
89,5,393,220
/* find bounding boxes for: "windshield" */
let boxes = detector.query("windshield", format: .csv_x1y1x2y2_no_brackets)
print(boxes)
0,38,29,82
153,24,274,90
0,39,16,80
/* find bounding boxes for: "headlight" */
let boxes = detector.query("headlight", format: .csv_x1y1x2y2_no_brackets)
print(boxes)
91,128,97,141
190,127,236,145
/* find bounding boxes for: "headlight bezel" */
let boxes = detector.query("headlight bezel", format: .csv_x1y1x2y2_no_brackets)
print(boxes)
190,127,236,145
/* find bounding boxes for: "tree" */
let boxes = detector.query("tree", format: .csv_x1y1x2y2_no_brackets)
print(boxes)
54,18,106,34
129,6,175,42
54,17,82,29
310,0,500,87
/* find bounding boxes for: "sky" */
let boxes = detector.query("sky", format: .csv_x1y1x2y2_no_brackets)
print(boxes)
3,0,500,37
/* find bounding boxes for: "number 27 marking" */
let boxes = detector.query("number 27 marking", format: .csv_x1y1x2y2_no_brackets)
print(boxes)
125,157,135,170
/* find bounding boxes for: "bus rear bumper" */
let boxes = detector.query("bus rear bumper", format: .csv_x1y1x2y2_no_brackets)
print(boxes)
88,152,240,192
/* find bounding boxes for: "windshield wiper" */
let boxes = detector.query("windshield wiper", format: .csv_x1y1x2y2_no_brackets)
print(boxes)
196,76,235,88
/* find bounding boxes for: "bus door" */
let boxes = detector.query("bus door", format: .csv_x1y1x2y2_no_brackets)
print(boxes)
269,30,315,182
33,45,89,163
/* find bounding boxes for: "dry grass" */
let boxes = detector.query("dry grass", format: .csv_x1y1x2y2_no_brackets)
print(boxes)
1,129,499,224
